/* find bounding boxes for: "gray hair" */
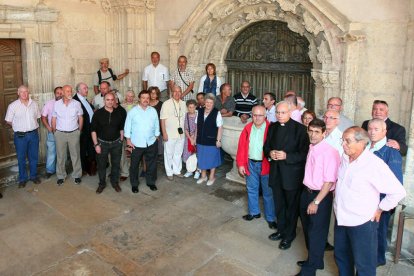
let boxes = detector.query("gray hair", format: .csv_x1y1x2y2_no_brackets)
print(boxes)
345,126,370,145
276,100,292,111
368,118,387,129
204,93,216,103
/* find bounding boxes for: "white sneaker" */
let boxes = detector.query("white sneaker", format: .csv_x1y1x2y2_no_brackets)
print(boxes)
196,177,207,184
206,178,216,186
194,171,201,179
184,171,193,178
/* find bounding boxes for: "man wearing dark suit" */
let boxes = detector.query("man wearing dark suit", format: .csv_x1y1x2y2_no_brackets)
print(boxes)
74,82,96,175
264,101,310,250
361,100,407,156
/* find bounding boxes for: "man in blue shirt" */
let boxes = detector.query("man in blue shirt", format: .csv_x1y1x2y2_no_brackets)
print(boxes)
125,90,160,193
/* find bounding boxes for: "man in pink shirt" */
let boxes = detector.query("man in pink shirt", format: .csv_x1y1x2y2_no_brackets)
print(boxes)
295,119,340,276
334,127,406,275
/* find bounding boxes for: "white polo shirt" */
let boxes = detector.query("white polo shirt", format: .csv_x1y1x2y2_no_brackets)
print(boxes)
142,63,169,91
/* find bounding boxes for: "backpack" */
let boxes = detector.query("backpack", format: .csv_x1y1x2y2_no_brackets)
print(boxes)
97,68,117,84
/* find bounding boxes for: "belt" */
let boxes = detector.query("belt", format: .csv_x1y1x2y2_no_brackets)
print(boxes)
98,138,121,144
57,129,78,133
249,159,263,163
306,187,320,194
15,128,38,135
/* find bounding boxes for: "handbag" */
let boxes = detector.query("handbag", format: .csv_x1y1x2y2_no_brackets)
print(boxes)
186,113,196,153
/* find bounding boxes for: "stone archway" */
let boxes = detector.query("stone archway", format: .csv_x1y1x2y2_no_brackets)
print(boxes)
169,0,365,118
225,20,314,107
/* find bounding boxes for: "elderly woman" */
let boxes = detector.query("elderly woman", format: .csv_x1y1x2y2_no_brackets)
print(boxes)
122,90,136,111
301,110,316,127
198,63,222,96
196,93,223,185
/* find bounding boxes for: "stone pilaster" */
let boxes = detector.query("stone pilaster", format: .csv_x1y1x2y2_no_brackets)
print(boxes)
311,69,339,115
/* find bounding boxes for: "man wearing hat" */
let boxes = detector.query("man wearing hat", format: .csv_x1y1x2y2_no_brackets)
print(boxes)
236,105,276,229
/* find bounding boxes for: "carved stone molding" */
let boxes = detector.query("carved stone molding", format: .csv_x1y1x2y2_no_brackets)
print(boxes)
0,4,59,23
103,0,155,12
303,11,323,36
317,40,332,65
338,31,366,43
312,69,339,88
278,0,299,14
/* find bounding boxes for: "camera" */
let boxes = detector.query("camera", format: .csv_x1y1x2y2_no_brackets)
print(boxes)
178,127,183,134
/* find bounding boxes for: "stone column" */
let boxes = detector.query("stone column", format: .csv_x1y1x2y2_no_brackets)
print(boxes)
311,69,339,115
338,31,366,122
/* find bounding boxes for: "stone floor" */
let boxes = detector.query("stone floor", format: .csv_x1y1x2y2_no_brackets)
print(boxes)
0,161,412,276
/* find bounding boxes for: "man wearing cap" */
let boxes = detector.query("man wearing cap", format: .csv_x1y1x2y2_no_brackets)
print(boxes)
93,57,129,95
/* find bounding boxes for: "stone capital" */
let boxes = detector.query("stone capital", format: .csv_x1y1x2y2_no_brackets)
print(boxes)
338,31,366,43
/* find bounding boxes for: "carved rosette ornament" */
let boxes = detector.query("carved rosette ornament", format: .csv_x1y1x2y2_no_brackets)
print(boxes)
101,0,111,12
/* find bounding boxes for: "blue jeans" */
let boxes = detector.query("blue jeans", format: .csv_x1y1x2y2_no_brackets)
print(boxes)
245,160,275,222
377,211,391,265
14,130,39,182
334,220,378,276
45,132,56,174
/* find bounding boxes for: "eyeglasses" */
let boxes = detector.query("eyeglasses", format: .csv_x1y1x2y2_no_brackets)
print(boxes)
252,114,265,117
340,138,357,145
323,116,339,120
327,103,341,108
276,111,288,115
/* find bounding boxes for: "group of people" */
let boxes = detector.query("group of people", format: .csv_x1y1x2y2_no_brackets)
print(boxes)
4,51,408,275
236,92,407,275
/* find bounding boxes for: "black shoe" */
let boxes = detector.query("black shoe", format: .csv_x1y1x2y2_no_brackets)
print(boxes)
132,187,139,193
148,185,157,191
18,181,27,188
267,221,277,229
31,177,41,184
242,214,261,221
57,179,64,186
96,186,105,194
325,242,334,251
113,184,122,193
74,178,81,185
297,260,306,267
45,172,54,179
279,239,292,250
377,262,386,267
268,231,283,241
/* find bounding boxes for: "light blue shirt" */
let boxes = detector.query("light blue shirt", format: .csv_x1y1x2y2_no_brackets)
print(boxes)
124,105,160,147
368,136,387,152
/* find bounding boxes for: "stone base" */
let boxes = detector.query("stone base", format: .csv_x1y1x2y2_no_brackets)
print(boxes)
225,161,246,185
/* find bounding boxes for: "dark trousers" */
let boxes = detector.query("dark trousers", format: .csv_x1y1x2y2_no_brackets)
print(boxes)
14,131,39,182
334,220,378,276
273,181,301,242
377,210,391,265
79,129,95,172
96,139,122,187
299,189,333,275
130,140,158,188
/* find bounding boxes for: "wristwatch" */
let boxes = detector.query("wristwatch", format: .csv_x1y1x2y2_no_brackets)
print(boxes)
313,200,320,205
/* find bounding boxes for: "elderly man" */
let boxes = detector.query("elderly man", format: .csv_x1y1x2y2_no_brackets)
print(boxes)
91,92,125,194
236,105,276,229
170,55,195,101
326,97,353,132
93,81,123,110
41,86,63,178
142,51,169,101
323,109,343,156
125,90,160,193
52,85,83,185
295,119,340,276
334,127,406,275
362,100,407,156
215,83,236,117
233,81,258,123
5,85,41,187
93,57,129,94
297,96,307,114
73,82,96,176
160,86,187,180
263,92,276,123
367,119,403,267
264,101,309,250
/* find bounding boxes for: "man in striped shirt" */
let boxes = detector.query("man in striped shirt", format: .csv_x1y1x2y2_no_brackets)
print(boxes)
5,85,41,187
233,81,258,123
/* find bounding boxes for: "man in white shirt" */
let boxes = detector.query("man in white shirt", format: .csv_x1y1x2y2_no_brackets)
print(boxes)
323,109,344,156
160,86,187,180
5,85,41,187
326,97,353,132
142,51,169,101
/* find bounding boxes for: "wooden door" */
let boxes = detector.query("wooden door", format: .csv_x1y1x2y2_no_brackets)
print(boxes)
225,20,314,108
0,39,23,165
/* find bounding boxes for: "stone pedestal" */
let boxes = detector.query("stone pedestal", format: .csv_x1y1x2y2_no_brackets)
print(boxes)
221,117,247,185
